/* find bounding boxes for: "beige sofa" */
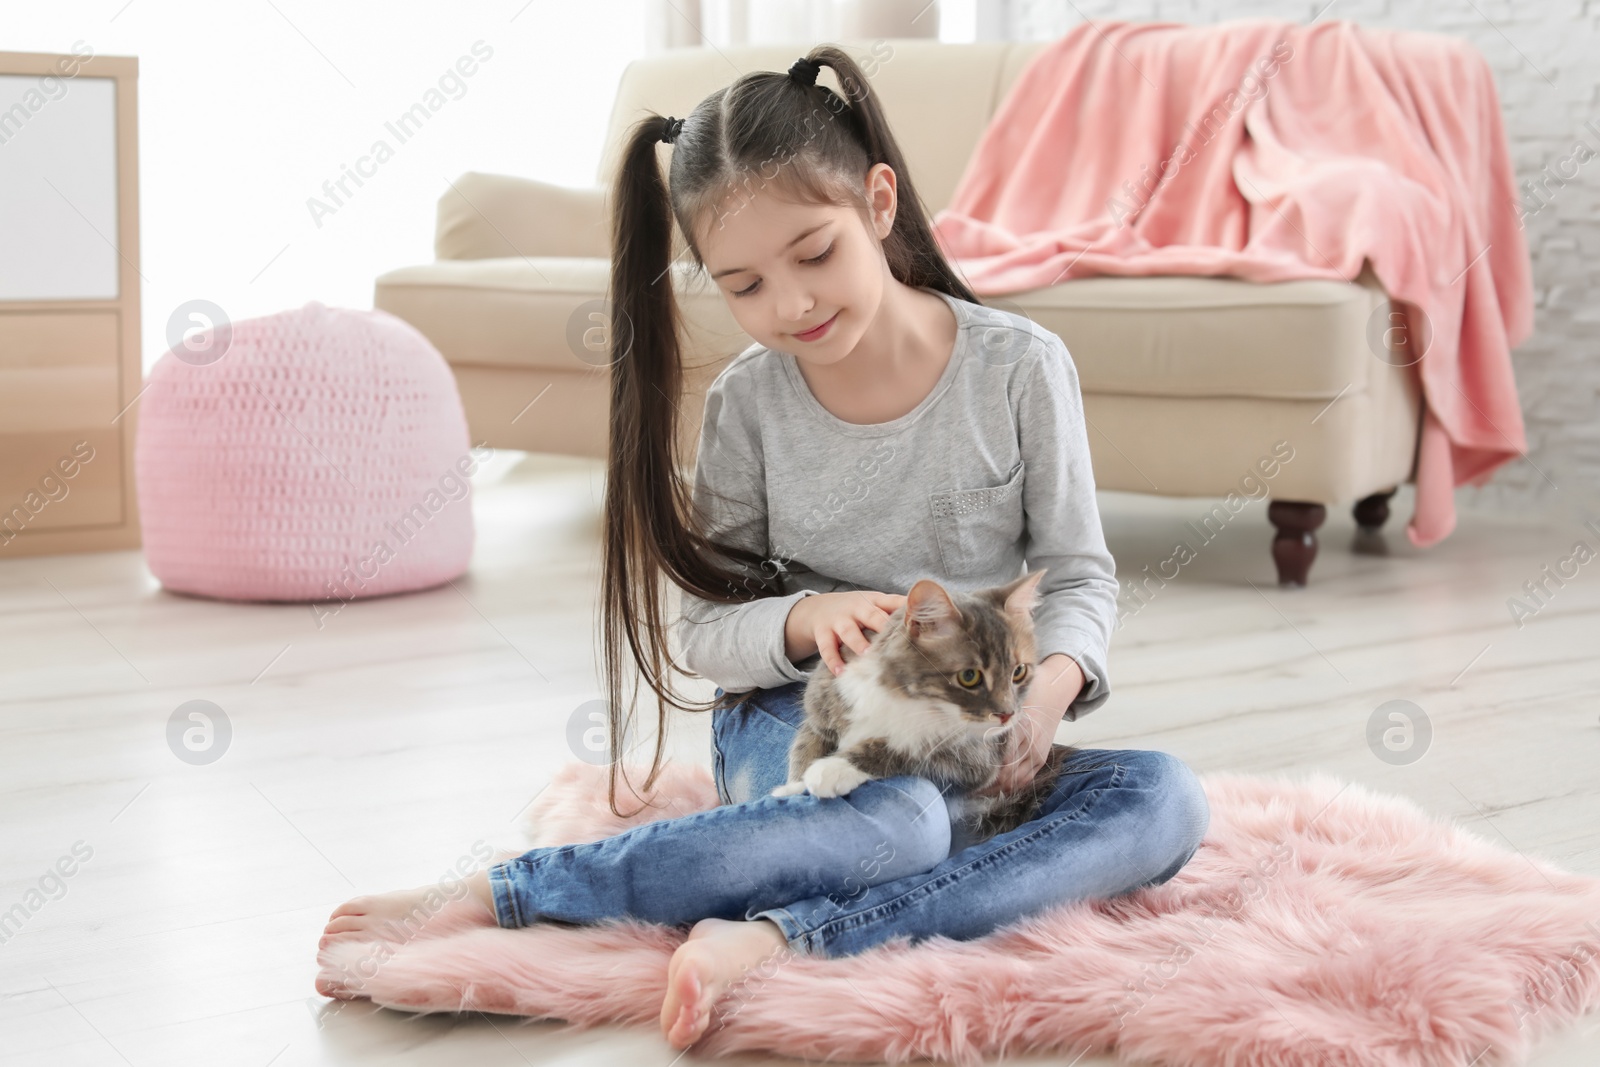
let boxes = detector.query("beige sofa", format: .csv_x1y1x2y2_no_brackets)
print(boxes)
373,39,1421,587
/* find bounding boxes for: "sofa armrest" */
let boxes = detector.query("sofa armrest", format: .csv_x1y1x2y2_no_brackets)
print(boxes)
435,172,609,261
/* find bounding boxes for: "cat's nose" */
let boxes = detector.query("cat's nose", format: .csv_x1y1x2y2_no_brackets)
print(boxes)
995,711,1013,724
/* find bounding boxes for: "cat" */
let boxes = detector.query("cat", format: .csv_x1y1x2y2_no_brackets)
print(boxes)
769,568,1082,844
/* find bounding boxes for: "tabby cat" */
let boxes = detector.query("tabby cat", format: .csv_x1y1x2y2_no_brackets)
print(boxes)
769,569,1081,843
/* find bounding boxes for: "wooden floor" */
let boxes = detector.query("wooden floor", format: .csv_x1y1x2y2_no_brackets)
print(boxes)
3,450,1597,1066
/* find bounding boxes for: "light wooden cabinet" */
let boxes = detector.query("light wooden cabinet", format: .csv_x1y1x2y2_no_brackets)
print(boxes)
0,49,143,557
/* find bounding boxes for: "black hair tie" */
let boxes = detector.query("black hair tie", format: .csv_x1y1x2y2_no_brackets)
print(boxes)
789,56,822,87
659,115,685,144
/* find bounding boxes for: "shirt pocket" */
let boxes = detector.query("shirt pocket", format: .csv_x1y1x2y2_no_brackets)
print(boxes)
929,460,1026,578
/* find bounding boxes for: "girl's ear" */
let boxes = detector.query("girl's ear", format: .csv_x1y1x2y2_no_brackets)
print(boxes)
866,163,897,239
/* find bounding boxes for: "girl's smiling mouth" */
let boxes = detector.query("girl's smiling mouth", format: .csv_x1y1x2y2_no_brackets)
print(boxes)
793,311,838,342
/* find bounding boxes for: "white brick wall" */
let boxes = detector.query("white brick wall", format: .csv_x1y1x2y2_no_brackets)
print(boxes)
991,0,1599,522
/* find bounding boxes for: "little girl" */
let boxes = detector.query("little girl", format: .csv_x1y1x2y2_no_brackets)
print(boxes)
318,45,1209,1051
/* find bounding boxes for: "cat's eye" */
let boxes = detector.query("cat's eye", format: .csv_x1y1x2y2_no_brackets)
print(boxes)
956,668,983,689
1012,664,1029,685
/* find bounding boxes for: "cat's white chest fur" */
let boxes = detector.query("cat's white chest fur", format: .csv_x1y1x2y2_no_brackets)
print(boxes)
833,655,969,756
768,655,979,800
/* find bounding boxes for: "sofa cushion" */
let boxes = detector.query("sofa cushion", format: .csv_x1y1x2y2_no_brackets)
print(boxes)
1014,267,1389,400
374,258,1386,401
377,258,617,373
434,173,609,261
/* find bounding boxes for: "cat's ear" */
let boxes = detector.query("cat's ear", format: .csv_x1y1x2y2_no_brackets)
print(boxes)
905,578,963,641
1001,567,1049,618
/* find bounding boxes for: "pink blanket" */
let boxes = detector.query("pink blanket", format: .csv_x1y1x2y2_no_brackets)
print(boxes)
931,18,1534,548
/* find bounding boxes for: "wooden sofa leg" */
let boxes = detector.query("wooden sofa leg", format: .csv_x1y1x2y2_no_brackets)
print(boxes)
1352,488,1398,556
1268,500,1326,588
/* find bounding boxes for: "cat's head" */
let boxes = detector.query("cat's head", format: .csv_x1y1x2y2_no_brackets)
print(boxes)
867,569,1049,732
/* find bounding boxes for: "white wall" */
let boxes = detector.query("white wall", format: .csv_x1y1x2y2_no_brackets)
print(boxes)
3,0,649,376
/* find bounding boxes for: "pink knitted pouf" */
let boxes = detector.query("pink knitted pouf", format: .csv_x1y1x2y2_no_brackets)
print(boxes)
135,302,476,603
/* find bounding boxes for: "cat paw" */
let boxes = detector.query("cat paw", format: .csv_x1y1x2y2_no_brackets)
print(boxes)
770,781,807,797
802,756,871,798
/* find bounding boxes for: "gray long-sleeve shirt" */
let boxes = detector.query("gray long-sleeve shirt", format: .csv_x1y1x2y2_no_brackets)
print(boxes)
673,287,1120,721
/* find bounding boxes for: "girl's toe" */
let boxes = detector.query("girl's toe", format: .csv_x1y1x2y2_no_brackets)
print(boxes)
328,896,375,919
322,915,369,936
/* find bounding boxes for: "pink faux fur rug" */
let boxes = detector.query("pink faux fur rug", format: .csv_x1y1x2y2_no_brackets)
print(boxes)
318,760,1600,1066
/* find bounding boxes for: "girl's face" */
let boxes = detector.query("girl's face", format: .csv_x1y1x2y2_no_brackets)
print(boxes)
697,164,896,367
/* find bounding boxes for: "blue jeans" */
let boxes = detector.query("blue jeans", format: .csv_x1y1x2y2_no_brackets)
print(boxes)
488,680,1209,960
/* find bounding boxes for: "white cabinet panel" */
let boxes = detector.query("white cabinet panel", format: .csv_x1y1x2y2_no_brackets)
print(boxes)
0,73,120,300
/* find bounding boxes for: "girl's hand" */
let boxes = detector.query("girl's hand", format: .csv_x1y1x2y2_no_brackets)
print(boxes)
789,591,906,677
975,655,1083,797
974,707,1054,798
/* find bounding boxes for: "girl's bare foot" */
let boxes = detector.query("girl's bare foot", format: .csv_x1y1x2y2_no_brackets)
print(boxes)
315,869,497,998
659,917,791,1049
